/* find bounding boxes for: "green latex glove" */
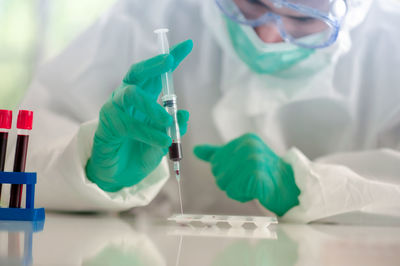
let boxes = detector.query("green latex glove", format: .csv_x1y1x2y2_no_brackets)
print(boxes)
86,40,193,192
194,133,300,216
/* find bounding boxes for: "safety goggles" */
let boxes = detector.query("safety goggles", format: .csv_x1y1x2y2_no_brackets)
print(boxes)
215,0,348,49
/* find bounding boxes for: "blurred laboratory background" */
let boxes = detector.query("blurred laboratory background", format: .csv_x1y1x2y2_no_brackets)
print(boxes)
0,0,117,109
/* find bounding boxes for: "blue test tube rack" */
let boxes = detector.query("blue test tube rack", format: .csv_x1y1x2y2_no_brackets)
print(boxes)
0,171,45,221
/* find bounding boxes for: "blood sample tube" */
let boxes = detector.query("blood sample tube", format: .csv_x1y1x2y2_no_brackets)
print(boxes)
0,110,12,201
9,110,33,208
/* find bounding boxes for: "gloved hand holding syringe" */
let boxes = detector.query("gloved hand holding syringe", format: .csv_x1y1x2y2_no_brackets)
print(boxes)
154,28,184,214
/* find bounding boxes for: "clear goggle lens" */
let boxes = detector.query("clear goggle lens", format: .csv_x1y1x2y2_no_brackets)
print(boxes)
280,16,334,47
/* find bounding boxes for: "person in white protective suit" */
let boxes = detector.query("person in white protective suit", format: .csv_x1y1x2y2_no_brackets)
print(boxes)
10,0,400,224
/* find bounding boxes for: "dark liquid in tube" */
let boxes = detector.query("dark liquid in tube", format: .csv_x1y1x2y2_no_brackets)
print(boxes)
0,132,8,199
9,135,29,208
169,142,182,161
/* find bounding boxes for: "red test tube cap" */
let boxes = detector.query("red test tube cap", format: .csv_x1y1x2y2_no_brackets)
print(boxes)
0,109,12,129
17,110,33,130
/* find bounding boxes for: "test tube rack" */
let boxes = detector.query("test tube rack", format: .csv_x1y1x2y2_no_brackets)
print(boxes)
0,171,45,221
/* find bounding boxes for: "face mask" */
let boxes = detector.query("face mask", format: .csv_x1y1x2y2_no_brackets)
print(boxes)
225,18,315,75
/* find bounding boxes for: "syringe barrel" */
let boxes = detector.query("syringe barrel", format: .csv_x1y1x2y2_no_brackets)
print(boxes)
154,29,176,98
155,28,182,162
161,71,175,97
163,96,182,161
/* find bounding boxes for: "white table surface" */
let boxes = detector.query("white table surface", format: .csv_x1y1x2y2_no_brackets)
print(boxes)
1,212,400,266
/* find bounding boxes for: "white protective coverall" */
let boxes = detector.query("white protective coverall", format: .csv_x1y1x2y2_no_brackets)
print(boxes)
11,0,400,223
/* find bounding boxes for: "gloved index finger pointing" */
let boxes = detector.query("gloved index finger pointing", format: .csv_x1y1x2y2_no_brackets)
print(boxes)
123,54,173,85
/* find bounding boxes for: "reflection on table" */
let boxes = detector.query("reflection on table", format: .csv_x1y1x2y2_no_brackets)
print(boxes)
1,213,400,266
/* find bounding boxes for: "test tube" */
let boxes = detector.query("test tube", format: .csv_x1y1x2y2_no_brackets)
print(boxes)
0,110,12,201
9,110,33,208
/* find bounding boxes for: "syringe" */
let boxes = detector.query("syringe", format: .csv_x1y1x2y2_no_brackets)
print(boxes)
154,28,184,213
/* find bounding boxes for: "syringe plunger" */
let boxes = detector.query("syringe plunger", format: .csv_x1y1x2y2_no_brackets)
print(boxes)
154,28,170,54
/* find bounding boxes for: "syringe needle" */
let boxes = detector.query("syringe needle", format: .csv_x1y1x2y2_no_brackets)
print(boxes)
177,179,183,215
